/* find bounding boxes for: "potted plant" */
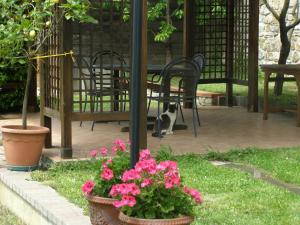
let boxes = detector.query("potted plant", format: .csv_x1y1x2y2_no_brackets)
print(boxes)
0,0,96,171
82,139,131,225
110,149,203,225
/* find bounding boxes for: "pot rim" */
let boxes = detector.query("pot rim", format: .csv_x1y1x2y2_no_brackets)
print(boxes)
84,194,116,205
1,125,50,134
118,211,194,224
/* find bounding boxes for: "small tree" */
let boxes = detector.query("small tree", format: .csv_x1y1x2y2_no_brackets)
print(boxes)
148,0,184,63
263,0,300,95
0,0,97,129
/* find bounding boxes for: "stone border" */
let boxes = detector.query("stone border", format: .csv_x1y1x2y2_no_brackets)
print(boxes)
211,161,300,196
0,168,91,225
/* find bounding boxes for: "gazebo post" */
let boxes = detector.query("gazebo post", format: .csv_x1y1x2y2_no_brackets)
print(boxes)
183,0,193,58
130,0,148,167
226,0,234,107
60,18,73,159
248,0,259,112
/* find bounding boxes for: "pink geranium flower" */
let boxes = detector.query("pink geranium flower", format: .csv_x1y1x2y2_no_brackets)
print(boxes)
141,178,152,188
113,195,136,208
122,169,141,182
90,149,97,158
100,147,108,156
102,158,113,169
113,138,127,152
135,158,157,174
183,186,203,204
139,149,151,160
164,170,180,189
109,183,140,197
82,180,95,194
101,168,114,180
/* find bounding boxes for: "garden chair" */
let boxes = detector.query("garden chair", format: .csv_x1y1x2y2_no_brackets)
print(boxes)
147,57,201,137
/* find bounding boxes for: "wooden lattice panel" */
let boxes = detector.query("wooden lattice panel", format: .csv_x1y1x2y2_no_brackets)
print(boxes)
44,6,61,111
72,0,131,114
193,0,228,82
233,0,249,85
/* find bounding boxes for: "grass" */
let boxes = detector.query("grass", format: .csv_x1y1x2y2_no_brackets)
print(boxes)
32,154,300,225
200,81,297,108
204,147,300,187
0,204,24,225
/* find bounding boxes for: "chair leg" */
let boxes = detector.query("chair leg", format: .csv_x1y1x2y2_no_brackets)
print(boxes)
147,98,152,115
91,98,99,131
179,102,185,123
192,104,197,137
194,98,201,126
80,95,88,127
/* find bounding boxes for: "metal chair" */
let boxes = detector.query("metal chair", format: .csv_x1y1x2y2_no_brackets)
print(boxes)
192,53,205,73
90,50,129,130
147,57,201,137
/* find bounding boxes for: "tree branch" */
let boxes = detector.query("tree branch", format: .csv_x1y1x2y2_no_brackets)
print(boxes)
287,0,300,31
263,0,280,20
280,0,290,19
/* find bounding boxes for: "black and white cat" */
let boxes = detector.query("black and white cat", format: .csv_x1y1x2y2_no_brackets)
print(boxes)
152,104,178,138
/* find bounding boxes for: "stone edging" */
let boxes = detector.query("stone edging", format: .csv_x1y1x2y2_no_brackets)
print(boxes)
0,168,92,225
211,161,300,196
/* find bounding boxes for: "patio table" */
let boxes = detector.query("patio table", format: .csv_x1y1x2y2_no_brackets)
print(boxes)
260,64,300,127
95,64,190,131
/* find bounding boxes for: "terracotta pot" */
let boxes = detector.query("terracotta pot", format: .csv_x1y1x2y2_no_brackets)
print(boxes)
119,212,194,225
1,125,49,171
85,194,121,225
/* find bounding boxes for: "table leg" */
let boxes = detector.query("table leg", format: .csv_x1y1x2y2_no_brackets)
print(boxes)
263,72,270,120
295,76,300,127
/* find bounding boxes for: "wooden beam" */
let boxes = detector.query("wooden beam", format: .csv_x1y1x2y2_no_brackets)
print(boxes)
71,112,130,121
183,0,193,58
39,56,52,148
248,0,259,112
60,17,73,159
226,0,234,107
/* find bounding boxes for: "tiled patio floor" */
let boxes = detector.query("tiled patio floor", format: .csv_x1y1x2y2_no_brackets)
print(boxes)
1,106,300,160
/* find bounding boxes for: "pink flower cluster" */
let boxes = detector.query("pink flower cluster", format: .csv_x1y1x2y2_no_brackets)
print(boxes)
101,168,114,180
183,186,203,204
112,139,127,153
113,195,136,208
110,149,202,209
82,180,95,195
110,183,141,197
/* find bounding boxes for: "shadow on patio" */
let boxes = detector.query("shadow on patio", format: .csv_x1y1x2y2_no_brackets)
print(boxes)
1,106,300,161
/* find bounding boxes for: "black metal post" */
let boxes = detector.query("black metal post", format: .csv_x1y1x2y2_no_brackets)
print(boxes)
130,0,143,168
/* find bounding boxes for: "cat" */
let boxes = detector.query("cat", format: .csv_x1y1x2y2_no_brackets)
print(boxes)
152,103,178,138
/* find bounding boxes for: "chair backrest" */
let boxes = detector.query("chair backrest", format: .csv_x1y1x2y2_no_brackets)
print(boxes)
92,50,127,89
192,53,205,74
72,55,96,93
159,57,199,100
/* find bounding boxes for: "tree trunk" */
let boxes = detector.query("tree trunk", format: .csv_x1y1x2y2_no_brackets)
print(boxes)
274,20,291,96
22,63,33,129
165,0,173,64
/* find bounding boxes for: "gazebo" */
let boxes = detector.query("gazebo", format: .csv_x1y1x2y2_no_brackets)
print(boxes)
39,0,259,162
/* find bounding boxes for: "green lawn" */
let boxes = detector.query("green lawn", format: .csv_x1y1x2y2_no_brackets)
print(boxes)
200,76,298,108
0,204,24,225
204,147,300,187
32,153,300,225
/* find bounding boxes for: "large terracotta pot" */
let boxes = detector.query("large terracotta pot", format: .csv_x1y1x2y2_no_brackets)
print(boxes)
1,125,49,171
119,212,194,225
85,194,121,225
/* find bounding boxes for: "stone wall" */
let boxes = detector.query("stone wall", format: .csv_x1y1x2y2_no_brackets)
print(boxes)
259,0,300,64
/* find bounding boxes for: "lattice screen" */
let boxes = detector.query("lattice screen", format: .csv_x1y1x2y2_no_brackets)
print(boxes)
233,0,249,85
193,0,228,82
72,0,131,114
44,6,61,111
